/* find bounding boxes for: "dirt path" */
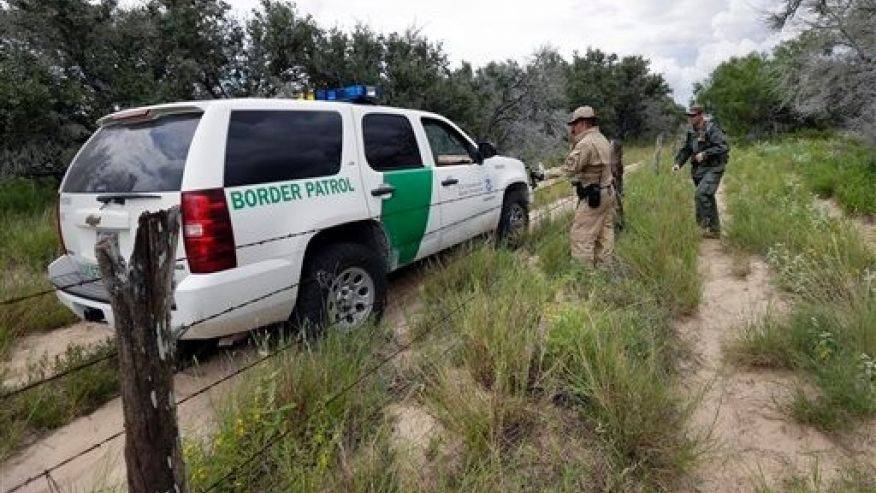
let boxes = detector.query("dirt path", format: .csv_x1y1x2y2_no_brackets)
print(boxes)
680,190,874,491
815,197,876,247
1,322,113,388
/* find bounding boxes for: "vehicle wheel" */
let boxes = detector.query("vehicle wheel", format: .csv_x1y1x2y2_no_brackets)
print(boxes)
292,242,387,333
497,191,529,248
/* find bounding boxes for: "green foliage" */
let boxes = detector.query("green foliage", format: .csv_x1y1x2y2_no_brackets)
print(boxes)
693,53,794,138
786,135,876,216
0,1,683,177
0,340,118,459
725,137,876,431
566,49,684,139
0,179,75,357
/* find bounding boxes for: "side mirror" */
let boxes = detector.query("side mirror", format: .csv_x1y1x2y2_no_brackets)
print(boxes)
477,142,498,160
531,162,546,181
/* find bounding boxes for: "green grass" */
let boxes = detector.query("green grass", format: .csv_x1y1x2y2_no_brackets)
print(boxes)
183,164,704,491
531,180,573,209
724,138,876,431
0,178,75,358
752,461,876,492
783,133,876,216
0,340,119,459
185,325,397,492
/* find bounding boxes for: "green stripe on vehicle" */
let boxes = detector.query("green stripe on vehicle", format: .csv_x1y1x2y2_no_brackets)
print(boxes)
381,168,433,267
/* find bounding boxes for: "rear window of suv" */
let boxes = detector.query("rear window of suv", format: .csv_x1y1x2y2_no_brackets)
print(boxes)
224,110,343,187
63,113,201,193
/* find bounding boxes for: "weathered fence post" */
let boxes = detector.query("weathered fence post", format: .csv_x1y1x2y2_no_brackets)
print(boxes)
652,133,664,173
95,207,187,493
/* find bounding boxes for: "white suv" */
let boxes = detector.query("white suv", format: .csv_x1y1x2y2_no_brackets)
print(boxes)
48,97,532,339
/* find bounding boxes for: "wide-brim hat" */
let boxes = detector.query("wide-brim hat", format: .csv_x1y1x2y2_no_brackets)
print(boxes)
567,106,597,124
685,104,704,117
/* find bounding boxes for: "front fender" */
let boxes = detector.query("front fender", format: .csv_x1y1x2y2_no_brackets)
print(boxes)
487,156,531,201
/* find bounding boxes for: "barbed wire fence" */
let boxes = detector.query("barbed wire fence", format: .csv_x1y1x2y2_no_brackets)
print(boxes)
1,187,578,493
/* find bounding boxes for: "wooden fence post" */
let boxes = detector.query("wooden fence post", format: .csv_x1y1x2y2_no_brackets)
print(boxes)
95,207,187,493
653,133,665,173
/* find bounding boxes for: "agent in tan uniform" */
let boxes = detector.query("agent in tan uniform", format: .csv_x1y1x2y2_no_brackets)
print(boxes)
548,106,615,265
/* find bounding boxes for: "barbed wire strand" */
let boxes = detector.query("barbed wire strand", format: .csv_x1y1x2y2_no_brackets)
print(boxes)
198,281,489,493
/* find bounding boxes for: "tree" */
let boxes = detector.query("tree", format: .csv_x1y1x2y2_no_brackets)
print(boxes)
693,53,791,137
768,0,876,144
245,0,321,96
566,49,680,140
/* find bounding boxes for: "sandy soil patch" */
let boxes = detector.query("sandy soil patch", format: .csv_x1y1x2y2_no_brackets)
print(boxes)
681,190,875,492
1,322,113,388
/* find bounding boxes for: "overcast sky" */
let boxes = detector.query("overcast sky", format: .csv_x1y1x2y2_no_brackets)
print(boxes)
223,0,796,104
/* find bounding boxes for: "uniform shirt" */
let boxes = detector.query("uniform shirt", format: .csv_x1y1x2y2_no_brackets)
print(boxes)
674,121,730,173
563,127,613,186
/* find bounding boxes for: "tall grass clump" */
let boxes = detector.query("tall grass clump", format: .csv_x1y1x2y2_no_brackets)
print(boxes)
544,304,699,490
725,137,876,431
411,167,701,490
613,170,702,315
0,178,74,357
185,325,397,491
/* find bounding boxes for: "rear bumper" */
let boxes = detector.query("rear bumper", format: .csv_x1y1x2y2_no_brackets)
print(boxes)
51,256,299,340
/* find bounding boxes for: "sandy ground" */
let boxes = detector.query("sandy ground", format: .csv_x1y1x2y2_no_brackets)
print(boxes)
1,322,114,388
680,190,876,492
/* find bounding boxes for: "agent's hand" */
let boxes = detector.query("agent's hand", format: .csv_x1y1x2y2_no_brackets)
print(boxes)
672,164,681,172
694,152,705,163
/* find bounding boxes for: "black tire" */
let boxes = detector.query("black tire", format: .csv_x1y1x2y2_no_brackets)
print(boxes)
291,242,388,333
496,190,529,248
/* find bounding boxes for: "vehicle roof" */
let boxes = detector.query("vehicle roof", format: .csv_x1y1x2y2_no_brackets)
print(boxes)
99,98,446,125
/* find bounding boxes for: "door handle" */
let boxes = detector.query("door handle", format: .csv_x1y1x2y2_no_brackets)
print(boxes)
370,184,396,197
441,177,459,187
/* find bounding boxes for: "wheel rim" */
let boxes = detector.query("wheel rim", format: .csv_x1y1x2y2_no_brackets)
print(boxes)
325,266,375,330
507,203,527,238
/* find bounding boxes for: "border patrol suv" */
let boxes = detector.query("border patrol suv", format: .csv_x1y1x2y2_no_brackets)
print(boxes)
48,87,532,339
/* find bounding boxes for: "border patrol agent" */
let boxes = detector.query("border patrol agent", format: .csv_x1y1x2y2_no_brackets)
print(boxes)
672,105,729,238
548,106,615,266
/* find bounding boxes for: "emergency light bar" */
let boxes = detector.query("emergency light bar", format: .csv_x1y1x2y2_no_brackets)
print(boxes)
315,85,382,104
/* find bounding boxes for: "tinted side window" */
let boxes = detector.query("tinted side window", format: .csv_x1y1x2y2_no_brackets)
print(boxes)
225,110,342,187
63,114,201,193
362,114,422,171
422,118,477,166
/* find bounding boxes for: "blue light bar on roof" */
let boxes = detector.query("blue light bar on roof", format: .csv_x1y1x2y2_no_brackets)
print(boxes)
315,85,382,103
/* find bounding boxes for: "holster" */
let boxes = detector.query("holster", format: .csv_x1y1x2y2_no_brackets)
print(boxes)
576,183,601,208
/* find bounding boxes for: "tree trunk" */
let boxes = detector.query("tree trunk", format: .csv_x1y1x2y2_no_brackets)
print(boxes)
95,207,188,493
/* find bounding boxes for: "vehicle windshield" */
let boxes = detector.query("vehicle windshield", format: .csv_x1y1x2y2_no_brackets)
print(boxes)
62,113,201,193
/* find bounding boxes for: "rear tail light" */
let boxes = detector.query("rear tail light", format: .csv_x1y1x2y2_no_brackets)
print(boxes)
55,197,66,254
181,189,237,274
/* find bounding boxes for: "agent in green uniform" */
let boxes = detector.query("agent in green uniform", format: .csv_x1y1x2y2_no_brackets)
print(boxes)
672,105,729,238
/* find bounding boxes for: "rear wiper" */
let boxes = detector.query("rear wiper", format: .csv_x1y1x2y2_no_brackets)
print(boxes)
96,193,162,205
